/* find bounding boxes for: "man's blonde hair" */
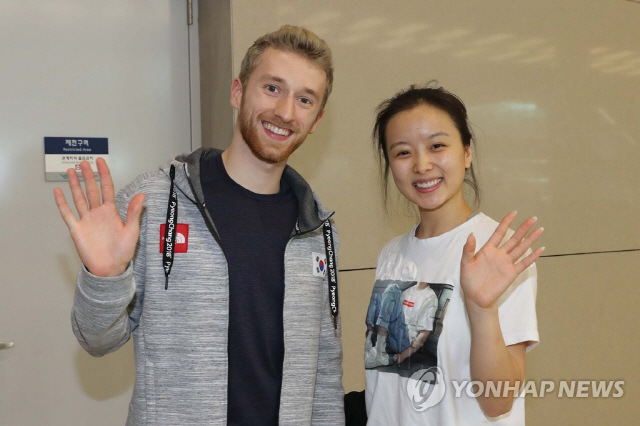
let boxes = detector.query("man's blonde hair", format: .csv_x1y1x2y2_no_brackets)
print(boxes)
239,25,334,111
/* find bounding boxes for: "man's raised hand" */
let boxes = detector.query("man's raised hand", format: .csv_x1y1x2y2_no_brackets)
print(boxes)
53,158,145,277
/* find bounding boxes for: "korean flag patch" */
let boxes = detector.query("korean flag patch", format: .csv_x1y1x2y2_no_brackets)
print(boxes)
312,252,327,277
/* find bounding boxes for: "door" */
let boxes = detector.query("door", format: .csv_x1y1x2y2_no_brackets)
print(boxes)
0,1,199,424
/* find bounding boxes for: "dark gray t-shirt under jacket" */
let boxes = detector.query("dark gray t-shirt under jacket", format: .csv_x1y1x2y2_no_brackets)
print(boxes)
200,153,298,426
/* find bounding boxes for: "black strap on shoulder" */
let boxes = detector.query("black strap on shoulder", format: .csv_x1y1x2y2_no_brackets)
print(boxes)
322,220,339,329
163,165,178,289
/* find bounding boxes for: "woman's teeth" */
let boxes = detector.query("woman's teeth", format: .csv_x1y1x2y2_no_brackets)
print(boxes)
415,178,443,189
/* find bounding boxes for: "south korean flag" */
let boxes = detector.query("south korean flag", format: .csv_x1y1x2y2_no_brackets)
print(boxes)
312,252,327,278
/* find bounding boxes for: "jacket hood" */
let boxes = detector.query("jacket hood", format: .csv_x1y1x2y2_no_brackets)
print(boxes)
160,147,334,234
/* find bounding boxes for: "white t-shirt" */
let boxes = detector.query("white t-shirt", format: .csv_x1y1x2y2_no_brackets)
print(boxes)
365,213,539,426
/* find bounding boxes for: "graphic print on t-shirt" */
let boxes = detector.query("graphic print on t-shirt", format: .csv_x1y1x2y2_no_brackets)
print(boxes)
365,279,453,380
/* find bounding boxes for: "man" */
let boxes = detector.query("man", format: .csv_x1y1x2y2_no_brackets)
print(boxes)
54,25,343,426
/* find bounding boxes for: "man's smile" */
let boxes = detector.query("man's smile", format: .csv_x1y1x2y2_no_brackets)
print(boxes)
262,120,293,137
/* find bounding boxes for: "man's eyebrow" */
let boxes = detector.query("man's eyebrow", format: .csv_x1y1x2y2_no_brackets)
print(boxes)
262,74,320,100
301,87,320,100
262,75,285,84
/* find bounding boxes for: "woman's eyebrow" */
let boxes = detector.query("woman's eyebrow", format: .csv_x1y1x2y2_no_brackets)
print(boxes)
388,140,409,150
428,132,450,139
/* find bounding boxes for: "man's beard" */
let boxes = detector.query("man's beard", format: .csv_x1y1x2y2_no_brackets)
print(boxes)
238,101,305,164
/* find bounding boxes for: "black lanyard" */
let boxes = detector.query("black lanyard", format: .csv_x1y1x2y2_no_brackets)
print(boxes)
162,165,178,289
322,220,339,329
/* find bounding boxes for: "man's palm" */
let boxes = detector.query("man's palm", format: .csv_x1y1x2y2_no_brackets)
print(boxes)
54,159,145,277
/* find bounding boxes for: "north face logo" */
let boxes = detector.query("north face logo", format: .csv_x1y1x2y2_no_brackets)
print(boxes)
160,223,189,253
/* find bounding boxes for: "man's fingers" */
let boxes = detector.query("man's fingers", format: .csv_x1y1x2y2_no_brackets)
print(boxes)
97,158,116,204
79,161,101,209
502,216,538,253
67,167,89,218
514,247,545,275
487,211,516,247
53,187,77,230
125,193,146,229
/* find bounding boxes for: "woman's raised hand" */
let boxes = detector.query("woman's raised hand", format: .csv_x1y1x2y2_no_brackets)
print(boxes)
460,212,544,309
53,158,145,277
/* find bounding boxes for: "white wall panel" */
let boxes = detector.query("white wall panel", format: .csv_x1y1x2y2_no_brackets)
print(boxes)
0,1,196,424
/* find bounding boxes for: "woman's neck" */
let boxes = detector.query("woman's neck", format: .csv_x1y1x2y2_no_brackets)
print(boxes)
415,198,473,239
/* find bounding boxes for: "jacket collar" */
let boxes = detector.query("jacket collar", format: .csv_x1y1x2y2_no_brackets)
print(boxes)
161,147,333,234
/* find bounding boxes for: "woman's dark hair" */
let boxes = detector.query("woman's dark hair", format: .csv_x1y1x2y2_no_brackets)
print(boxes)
373,82,480,207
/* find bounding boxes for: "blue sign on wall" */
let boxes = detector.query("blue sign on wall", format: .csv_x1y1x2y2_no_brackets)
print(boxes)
44,137,109,182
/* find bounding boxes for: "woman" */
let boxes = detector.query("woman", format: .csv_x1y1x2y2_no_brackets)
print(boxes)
364,84,543,425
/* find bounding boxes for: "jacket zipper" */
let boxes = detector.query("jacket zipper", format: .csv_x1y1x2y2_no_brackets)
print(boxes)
183,164,225,249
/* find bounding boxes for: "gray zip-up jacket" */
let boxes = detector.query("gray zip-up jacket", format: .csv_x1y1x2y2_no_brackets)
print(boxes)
72,148,344,426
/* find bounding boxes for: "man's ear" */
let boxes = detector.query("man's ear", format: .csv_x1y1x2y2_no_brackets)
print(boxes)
230,78,243,110
309,110,325,134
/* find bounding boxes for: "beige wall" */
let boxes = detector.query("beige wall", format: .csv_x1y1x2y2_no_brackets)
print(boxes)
200,0,640,423
526,251,640,425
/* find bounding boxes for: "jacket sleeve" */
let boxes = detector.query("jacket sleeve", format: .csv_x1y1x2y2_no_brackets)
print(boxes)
311,222,345,425
71,175,148,357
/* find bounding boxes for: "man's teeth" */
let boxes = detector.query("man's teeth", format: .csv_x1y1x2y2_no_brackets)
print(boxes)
415,178,442,189
263,122,291,136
